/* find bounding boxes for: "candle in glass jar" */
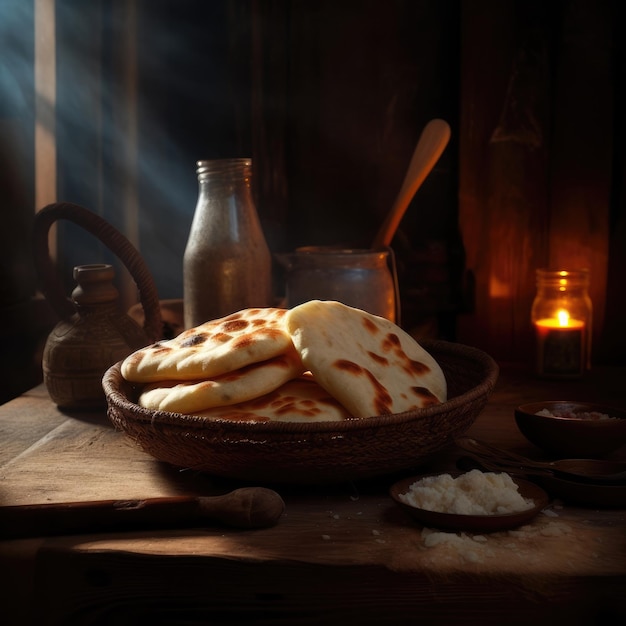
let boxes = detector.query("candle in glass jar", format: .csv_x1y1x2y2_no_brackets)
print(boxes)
531,269,592,379
534,309,585,377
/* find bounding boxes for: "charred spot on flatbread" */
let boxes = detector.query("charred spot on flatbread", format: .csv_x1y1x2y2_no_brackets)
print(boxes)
179,333,208,348
411,386,441,407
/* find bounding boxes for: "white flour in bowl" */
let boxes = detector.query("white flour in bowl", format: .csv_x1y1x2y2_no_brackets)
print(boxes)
398,470,535,515
536,408,617,420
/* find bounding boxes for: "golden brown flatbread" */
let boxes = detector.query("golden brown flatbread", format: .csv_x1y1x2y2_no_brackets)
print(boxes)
285,300,447,418
194,374,353,422
121,307,292,383
138,346,305,414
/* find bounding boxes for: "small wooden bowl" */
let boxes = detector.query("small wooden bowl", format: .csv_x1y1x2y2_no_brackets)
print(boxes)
390,472,549,532
103,340,499,484
515,401,626,459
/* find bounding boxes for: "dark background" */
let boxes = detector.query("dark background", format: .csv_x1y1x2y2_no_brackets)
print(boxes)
1,0,624,403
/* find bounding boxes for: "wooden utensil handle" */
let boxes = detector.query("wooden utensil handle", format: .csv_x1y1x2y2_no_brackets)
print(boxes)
0,488,285,539
32,202,162,343
372,118,451,249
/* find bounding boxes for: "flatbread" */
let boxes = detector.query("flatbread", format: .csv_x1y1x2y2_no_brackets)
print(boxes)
122,307,292,383
194,374,353,422
138,346,305,414
285,300,447,418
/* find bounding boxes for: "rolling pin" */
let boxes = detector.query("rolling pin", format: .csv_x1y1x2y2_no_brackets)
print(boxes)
0,487,285,539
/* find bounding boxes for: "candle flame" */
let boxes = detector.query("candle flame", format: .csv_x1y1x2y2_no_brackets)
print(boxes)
556,309,570,326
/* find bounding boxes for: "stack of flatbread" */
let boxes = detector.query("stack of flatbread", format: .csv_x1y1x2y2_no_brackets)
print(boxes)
120,300,447,423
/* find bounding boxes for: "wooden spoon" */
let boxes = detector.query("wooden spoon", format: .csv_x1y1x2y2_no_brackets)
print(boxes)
456,437,626,484
0,487,286,539
372,118,451,249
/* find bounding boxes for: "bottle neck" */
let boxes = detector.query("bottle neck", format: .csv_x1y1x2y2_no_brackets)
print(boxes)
196,158,252,188
535,269,589,296
72,264,120,307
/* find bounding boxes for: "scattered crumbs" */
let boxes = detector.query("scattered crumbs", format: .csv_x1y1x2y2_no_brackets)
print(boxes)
464,551,482,563
332,514,340,520
375,539,386,544
539,522,572,537
422,529,482,551
372,529,381,536
356,511,363,516
321,534,331,541
420,529,496,563
542,508,559,518
350,495,360,501
419,520,573,564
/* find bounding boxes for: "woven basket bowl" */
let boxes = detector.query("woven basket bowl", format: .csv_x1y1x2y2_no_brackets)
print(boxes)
103,340,499,484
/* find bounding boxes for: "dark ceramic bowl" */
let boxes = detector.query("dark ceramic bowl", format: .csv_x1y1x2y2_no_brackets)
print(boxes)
390,472,549,532
515,401,626,458
534,474,626,508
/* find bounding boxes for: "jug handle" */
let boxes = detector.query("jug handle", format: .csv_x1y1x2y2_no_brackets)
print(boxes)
32,202,163,344
385,246,402,326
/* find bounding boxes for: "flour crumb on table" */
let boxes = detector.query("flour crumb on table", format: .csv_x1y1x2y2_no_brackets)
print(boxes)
419,521,573,564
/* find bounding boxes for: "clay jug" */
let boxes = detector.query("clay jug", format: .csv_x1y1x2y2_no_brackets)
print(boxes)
33,202,162,409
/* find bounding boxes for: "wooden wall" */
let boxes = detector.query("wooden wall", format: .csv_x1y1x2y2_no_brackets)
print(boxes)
3,0,625,407
457,0,624,364
251,0,625,365
251,0,463,337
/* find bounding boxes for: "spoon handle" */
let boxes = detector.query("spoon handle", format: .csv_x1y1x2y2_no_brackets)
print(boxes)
456,438,626,484
455,437,556,468
457,455,554,479
0,487,285,539
372,118,451,249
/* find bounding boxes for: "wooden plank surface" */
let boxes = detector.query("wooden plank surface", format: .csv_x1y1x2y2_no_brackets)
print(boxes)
1,366,625,624
28,550,626,626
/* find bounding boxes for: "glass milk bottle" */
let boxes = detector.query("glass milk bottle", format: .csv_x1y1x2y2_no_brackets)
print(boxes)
183,158,272,328
531,268,592,378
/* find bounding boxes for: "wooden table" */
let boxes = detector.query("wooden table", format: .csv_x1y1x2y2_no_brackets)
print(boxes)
1,363,625,625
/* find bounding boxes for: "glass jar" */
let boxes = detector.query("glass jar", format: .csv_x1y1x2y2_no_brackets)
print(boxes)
183,158,272,328
531,268,592,378
279,246,399,323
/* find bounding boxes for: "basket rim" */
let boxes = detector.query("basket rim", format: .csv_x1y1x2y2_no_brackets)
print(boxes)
103,339,499,434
